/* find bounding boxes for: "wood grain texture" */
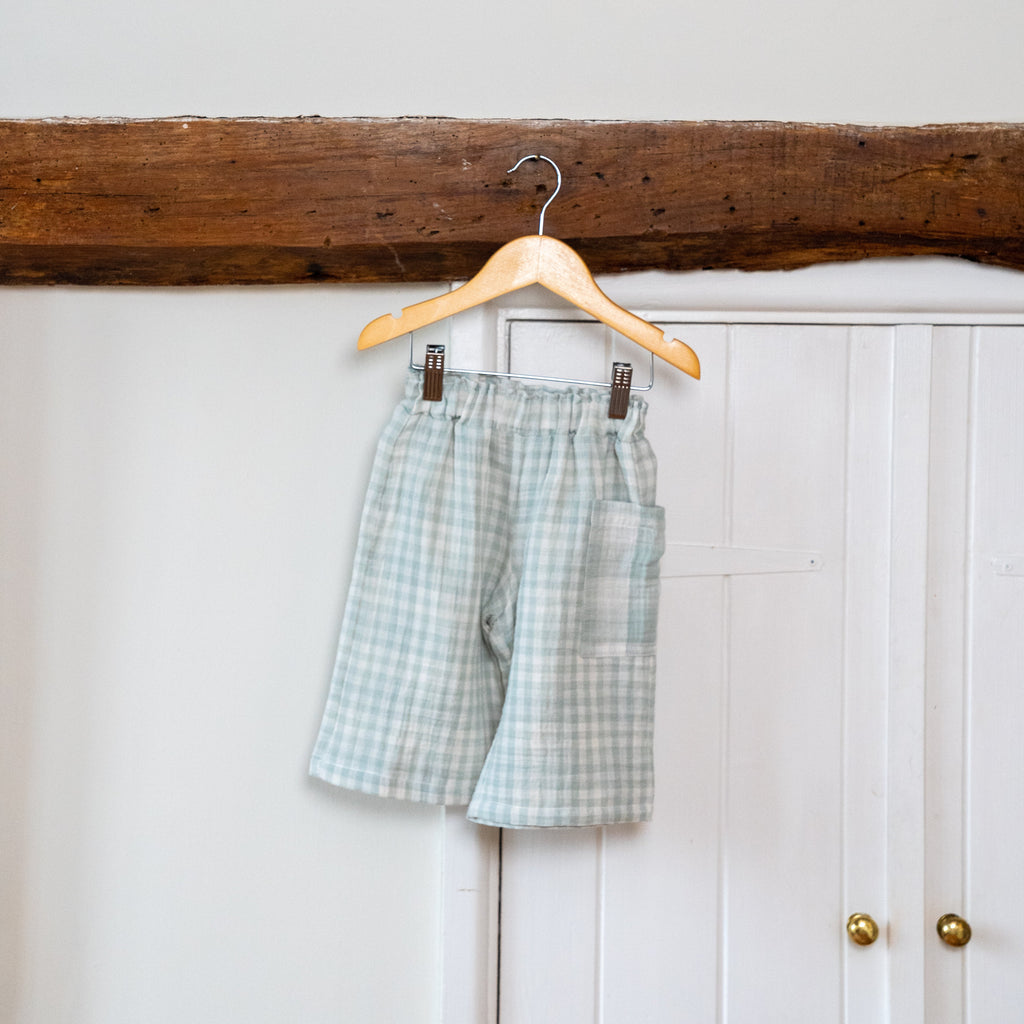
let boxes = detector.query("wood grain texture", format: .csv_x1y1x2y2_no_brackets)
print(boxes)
1,118,1022,285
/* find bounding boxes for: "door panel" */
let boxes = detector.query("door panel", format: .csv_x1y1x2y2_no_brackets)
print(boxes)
842,327,898,1023
497,829,602,1021
498,323,896,1022
722,326,849,1023
963,327,1024,1021
883,327,934,1024
923,326,972,1023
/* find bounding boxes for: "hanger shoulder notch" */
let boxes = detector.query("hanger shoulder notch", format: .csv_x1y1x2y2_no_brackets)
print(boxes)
534,236,701,379
357,236,543,350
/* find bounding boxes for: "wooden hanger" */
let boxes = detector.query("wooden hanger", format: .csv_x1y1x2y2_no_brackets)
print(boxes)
357,156,701,380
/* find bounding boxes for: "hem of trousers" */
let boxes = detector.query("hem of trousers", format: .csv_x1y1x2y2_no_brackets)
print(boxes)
310,758,652,828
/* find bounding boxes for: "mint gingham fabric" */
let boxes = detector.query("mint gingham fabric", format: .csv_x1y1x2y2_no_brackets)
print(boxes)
309,370,665,828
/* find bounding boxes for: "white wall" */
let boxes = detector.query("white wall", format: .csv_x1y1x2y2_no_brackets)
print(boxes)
0,287,445,1024
3,0,1024,122
2,2,1022,1022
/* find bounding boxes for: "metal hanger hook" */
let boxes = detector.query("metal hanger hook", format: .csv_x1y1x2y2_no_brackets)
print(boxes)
507,154,562,236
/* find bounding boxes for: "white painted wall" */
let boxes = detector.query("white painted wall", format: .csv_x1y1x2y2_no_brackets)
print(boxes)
1,1,1022,1022
2,0,1024,122
0,288,445,1023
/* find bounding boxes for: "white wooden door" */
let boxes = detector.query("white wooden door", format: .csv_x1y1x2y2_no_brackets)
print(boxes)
499,319,885,1024
925,325,1024,1023
438,286,1024,1023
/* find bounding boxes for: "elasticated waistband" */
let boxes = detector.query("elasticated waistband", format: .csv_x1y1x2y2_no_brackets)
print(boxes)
403,369,648,438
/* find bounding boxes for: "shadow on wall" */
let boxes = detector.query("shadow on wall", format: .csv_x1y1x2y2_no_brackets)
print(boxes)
2,305,48,1020
1,302,144,1017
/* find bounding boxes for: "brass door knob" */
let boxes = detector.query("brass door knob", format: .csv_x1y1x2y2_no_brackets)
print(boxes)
937,913,972,947
847,913,880,946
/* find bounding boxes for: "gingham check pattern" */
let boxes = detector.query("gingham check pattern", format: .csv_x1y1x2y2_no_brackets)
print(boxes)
309,370,664,828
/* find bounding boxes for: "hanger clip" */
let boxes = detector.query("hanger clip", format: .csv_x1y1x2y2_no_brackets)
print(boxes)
608,362,632,419
423,344,445,401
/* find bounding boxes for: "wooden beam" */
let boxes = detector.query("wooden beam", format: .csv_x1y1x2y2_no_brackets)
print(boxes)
1,118,1023,285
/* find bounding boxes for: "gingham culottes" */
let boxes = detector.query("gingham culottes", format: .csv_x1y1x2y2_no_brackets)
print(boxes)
309,370,665,828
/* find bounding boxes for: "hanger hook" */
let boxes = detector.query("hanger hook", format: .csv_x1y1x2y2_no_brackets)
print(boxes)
507,154,562,236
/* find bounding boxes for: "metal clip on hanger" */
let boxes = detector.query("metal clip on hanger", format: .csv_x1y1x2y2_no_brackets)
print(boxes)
359,154,701,411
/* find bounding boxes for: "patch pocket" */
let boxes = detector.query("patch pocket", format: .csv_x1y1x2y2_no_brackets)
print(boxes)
580,500,666,658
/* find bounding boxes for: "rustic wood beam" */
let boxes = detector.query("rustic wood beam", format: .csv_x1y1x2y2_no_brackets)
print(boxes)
1,118,1022,285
